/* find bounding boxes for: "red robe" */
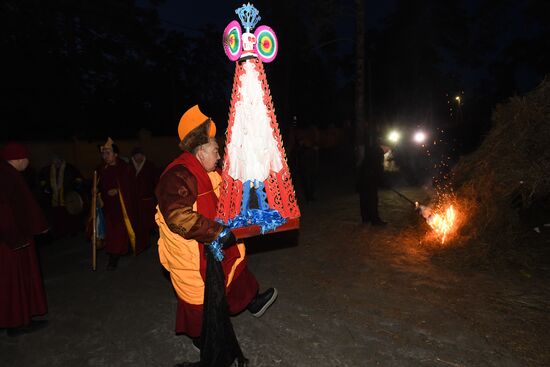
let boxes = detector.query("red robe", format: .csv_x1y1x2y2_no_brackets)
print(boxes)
98,158,136,255
0,161,48,328
156,152,258,337
38,162,84,238
130,159,159,254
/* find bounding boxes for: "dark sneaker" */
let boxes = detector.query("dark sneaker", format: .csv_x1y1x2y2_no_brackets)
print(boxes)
247,288,278,318
191,337,201,352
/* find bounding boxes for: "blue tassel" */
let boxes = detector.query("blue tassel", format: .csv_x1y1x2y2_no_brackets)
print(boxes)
226,179,287,234
241,180,251,212
222,208,287,234
254,181,269,211
207,227,230,262
96,206,106,240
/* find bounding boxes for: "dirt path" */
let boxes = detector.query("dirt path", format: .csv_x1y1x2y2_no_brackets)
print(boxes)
249,186,549,366
1,186,549,366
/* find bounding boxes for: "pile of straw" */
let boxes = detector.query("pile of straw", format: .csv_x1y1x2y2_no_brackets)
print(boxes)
449,77,550,264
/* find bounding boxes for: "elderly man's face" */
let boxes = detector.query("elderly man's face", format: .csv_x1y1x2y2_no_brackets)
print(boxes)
196,139,220,172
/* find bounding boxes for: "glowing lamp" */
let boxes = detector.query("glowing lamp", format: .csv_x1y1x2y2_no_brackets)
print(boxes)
388,130,401,144
413,131,427,144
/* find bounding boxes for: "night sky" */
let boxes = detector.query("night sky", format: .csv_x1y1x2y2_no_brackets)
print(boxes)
1,0,548,153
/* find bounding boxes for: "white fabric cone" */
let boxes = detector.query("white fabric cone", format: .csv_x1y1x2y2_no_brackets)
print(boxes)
227,60,283,182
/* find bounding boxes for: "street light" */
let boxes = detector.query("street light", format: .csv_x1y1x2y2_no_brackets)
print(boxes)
388,130,401,144
413,130,427,144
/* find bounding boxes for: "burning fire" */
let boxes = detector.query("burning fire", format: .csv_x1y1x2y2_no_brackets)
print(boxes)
426,205,456,244
416,202,458,244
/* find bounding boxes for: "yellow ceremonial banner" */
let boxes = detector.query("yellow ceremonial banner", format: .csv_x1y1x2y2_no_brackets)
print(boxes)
118,187,136,254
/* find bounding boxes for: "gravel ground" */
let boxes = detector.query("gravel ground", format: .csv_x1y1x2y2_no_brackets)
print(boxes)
2,182,549,367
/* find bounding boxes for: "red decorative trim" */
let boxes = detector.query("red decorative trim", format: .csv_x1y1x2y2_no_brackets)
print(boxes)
217,59,300,233
232,217,300,240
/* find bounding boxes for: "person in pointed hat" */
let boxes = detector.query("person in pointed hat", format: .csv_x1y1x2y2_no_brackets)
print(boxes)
0,142,49,336
96,137,137,270
155,105,277,364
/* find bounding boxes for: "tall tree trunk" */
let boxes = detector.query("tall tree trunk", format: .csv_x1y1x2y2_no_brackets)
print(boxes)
355,0,366,153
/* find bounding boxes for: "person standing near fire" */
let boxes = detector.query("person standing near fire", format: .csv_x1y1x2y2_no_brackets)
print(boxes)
295,134,319,203
97,138,137,270
357,132,387,226
0,142,49,336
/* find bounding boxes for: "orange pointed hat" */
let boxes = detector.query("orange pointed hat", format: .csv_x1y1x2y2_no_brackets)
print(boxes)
178,105,216,141
100,137,114,152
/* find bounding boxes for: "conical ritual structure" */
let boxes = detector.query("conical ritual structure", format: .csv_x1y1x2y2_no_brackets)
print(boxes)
216,3,300,238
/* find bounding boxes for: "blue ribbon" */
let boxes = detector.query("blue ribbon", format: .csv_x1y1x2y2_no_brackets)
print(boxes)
222,208,287,234
211,179,287,262
96,206,106,240
207,227,230,262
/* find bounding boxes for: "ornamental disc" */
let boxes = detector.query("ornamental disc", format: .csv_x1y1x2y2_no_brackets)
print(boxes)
223,20,242,61
254,25,277,63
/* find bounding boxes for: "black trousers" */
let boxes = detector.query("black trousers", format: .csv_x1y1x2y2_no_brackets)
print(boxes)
359,185,380,223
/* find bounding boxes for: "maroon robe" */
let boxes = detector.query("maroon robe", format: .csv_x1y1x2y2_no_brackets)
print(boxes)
130,159,159,254
0,161,48,328
38,162,84,238
98,158,136,256
157,152,258,337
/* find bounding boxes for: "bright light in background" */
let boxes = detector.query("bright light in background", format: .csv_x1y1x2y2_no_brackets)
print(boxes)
455,96,461,103
413,130,427,144
388,130,401,143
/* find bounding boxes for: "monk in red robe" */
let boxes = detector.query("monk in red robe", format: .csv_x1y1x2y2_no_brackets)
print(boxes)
0,142,49,336
39,155,85,238
97,138,137,270
156,105,277,366
129,147,159,254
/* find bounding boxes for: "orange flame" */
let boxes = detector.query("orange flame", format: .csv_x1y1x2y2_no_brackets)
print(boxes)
426,205,456,244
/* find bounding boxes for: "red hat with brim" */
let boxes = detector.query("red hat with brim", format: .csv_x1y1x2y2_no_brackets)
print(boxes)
1,142,29,160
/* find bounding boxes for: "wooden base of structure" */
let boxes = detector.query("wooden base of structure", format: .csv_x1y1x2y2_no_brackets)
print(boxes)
232,217,300,240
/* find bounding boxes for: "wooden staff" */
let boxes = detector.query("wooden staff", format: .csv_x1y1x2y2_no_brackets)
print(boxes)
91,170,98,271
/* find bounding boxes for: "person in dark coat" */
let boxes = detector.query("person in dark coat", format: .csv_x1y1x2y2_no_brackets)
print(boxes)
129,147,159,254
295,137,319,203
358,134,387,226
0,142,49,336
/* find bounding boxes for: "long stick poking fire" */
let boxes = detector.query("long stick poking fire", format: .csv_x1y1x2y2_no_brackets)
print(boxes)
390,188,458,244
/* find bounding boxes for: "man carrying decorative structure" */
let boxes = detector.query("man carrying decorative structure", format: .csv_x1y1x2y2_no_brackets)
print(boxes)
156,3,299,366
155,105,278,366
